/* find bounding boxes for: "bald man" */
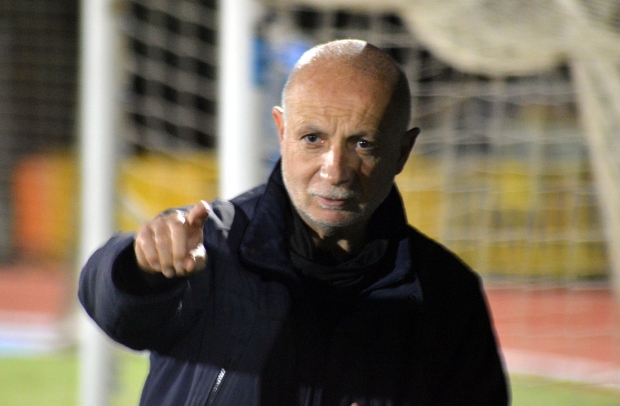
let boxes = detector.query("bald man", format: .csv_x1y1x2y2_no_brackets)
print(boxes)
79,40,509,405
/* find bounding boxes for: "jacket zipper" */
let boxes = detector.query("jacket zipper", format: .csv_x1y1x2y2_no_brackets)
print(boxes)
204,368,226,406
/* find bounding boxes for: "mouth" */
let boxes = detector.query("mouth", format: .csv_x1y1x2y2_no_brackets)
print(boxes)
309,188,359,210
316,195,349,208
312,191,360,210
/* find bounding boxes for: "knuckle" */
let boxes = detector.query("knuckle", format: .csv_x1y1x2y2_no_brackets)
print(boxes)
145,252,160,267
151,215,167,228
136,225,151,242
135,235,154,257
165,210,187,225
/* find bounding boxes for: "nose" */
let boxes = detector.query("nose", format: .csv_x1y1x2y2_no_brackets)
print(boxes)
320,143,355,186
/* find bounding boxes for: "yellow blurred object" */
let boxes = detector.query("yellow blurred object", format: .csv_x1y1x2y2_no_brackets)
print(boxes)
397,155,444,240
11,151,219,263
397,154,608,278
492,160,533,212
10,151,608,278
117,151,219,231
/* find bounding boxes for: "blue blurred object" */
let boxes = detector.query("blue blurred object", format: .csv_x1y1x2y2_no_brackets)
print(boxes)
254,11,314,177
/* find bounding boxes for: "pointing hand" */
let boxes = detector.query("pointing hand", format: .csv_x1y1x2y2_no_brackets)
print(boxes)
134,201,210,278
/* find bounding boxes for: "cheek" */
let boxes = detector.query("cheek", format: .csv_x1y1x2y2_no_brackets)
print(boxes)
282,158,310,197
283,147,319,180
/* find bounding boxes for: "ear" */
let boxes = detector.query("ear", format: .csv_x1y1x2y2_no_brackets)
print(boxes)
396,127,420,174
272,106,285,144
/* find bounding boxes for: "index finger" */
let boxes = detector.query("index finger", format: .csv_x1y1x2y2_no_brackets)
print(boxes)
187,200,210,228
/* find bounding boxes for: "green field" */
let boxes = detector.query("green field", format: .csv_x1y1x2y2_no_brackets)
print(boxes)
0,349,618,405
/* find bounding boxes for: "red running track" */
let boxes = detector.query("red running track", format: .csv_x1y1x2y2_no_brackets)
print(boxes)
1,266,619,387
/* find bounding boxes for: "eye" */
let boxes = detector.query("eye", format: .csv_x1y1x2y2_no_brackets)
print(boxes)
302,134,321,144
355,139,375,151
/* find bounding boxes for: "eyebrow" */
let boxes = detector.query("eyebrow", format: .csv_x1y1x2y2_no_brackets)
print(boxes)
297,124,374,138
302,125,323,134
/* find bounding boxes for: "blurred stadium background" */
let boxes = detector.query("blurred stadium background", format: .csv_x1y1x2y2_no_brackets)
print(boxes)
0,0,619,404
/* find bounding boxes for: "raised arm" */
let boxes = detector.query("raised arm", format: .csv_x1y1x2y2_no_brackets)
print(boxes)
78,201,213,352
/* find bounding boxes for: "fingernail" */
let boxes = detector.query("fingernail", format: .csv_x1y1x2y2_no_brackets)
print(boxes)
163,268,175,278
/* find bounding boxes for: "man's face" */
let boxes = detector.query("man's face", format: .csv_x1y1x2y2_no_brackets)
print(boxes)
274,67,414,238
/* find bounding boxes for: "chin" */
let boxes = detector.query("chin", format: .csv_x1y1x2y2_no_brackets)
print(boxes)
306,210,366,232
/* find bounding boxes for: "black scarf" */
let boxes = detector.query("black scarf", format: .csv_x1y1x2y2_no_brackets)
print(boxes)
287,187,407,294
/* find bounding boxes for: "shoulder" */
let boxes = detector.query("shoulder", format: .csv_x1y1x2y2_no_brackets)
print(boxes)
204,185,267,244
407,226,483,305
213,185,266,222
405,228,508,403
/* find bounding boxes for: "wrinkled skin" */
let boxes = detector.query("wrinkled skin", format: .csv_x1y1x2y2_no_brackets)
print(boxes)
274,62,418,254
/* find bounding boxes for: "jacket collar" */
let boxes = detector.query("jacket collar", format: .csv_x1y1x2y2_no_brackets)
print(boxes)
239,161,418,296
239,162,296,279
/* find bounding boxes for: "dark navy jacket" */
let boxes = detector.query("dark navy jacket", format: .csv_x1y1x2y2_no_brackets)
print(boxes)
78,165,509,405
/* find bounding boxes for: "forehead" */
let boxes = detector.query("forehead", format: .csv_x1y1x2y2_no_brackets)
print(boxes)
285,66,393,126
289,61,391,97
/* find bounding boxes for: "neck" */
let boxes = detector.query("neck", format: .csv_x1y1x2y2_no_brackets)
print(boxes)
309,222,368,261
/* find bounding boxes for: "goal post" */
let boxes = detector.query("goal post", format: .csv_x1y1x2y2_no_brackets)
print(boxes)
77,0,121,404
571,59,620,298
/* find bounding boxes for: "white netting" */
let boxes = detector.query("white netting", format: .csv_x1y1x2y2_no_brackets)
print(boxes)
404,1,566,76
263,0,620,76
405,0,620,76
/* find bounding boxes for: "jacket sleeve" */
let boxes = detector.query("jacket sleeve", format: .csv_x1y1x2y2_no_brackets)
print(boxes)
77,233,203,352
